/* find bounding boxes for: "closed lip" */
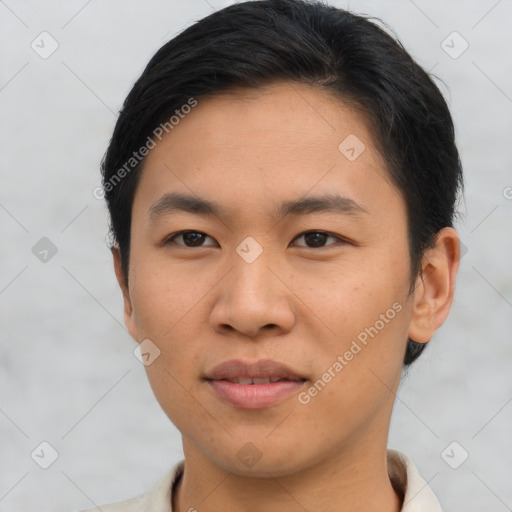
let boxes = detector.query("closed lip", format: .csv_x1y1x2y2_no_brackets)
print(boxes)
204,359,307,383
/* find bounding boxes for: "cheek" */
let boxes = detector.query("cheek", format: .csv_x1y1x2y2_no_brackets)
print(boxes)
302,254,408,337
128,254,210,369
294,301,409,448
298,252,411,394
128,254,207,337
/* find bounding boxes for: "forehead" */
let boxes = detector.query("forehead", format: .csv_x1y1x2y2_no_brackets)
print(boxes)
173,82,375,158
135,81,401,219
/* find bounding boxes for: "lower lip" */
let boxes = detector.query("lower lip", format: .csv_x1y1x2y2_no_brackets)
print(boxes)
207,380,306,409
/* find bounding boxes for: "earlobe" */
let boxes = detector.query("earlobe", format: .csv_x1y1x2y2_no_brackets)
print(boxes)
408,227,460,344
112,246,138,339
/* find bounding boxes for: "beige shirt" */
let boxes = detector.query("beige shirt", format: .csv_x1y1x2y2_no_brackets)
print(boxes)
80,450,442,511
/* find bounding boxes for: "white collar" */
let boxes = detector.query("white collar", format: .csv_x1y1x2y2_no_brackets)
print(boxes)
84,449,442,511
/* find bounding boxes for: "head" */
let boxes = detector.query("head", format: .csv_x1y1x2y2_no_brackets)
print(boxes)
103,0,461,476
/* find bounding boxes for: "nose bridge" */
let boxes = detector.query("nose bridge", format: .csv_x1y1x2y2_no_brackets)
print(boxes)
210,240,295,337
230,241,276,303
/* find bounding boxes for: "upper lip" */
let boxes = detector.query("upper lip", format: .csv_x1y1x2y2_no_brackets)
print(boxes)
204,359,307,382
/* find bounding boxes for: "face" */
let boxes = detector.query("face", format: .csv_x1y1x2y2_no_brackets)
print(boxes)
115,82,454,477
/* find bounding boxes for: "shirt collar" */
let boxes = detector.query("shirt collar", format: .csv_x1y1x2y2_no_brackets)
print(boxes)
148,450,442,512
388,449,443,511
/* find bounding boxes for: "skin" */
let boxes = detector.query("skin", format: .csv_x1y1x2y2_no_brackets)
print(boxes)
113,82,460,512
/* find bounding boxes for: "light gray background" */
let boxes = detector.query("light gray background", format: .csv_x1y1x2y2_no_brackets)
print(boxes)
1,1,511,511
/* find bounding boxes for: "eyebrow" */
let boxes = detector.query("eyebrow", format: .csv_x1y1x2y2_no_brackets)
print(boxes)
148,192,368,220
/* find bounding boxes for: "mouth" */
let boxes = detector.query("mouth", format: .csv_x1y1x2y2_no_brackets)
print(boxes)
204,359,308,409
215,376,305,384
204,358,307,381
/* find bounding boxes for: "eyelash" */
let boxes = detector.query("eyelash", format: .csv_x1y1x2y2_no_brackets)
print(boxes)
162,230,349,249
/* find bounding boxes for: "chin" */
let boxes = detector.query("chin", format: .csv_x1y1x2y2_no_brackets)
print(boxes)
200,435,318,478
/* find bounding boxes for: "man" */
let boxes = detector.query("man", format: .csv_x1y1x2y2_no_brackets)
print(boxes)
84,1,462,510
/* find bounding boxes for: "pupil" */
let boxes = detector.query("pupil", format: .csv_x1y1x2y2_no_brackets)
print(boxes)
305,232,327,247
184,232,205,246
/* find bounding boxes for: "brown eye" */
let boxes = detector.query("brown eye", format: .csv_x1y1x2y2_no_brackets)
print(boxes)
292,231,344,248
165,231,216,247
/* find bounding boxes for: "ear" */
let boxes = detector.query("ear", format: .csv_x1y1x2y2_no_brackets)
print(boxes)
408,227,460,344
112,246,139,341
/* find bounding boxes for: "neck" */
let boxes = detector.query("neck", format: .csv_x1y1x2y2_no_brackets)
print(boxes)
173,440,402,512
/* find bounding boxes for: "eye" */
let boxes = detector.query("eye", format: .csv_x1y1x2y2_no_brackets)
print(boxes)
291,231,346,248
162,230,347,249
163,230,217,248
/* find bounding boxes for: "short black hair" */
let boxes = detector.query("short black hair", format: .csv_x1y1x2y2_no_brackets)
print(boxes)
101,0,463,366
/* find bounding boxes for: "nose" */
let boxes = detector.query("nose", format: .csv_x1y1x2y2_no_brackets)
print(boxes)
209,247,296,339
